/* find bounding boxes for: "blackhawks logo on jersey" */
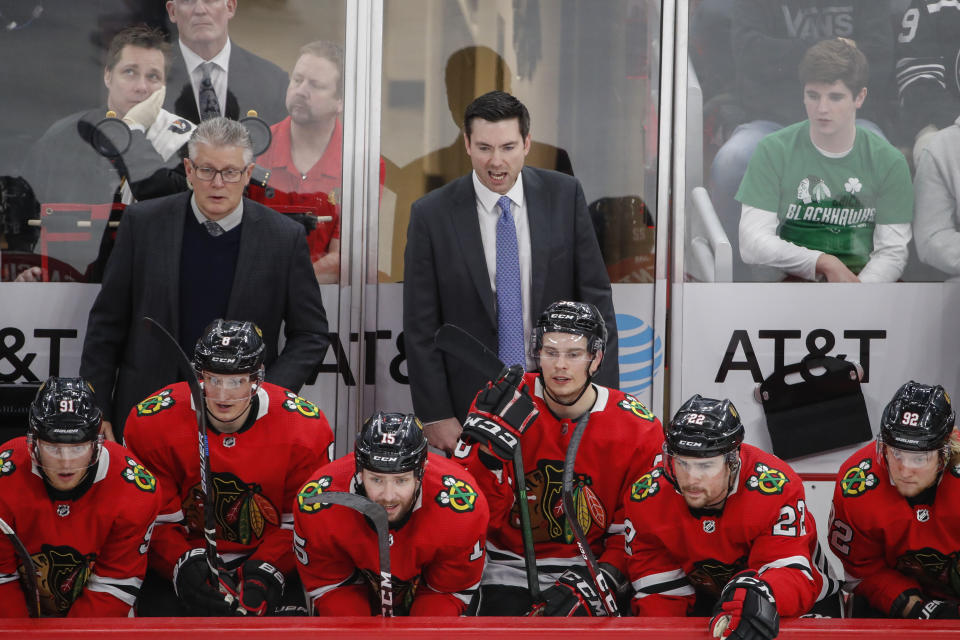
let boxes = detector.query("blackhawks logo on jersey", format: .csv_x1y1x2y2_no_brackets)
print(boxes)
435,475,478,513
297,475,333,513
617,394,656,421
360,569,420,616
746,463,789,495
514,459,607,545
629,468,662,502
282,392,323,419
688,556,748,598
839,459,878,498
895,547,960,599
26,544,96,616
0,449,15,476
121,456,156,492
136,389,175,417
182,472,280,544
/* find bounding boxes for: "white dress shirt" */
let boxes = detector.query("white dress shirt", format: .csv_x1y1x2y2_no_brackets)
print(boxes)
472,171,533,366
179,38,231,117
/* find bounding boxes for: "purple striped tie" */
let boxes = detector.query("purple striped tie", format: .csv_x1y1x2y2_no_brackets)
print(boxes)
496,195,525,367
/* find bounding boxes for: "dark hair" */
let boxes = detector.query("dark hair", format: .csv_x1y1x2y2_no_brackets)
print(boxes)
798,38,869,95
106,24,171,75
463,90,530,140
298,40,344,98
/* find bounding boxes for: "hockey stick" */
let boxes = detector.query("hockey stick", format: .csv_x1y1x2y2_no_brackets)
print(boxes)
142,317,236,610
562,412,620,616
301,491,393,616
0,516,41,618
433,323,542,602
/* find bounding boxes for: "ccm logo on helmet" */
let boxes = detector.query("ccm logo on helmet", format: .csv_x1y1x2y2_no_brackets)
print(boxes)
372,455,399,462
678,440,703,447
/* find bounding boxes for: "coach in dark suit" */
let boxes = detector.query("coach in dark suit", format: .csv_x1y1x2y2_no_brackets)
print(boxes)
80,117,328,441
162,0,287,124
403,91,618,453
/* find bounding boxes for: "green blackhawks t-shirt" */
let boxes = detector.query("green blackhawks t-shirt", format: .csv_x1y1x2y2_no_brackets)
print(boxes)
736,121,913,273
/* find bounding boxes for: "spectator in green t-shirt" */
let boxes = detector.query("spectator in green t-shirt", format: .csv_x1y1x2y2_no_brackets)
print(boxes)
736,38,913,282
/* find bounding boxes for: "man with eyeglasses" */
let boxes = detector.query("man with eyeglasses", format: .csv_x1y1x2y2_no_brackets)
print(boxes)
624,395,839,638
453,300,663,615
163,0,288,124
830,381,960,619
0,377,161,616
124,319,333,616
80,116,329,443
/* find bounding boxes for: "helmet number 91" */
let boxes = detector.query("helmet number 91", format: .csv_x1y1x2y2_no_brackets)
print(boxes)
59,399,75,413
901,412,920,426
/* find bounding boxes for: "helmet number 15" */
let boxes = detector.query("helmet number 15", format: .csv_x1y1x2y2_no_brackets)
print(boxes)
380,433,396,444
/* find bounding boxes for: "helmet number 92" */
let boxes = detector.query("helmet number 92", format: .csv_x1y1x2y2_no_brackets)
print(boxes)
380,432,396,445
901,412,920,427
59,399,75,413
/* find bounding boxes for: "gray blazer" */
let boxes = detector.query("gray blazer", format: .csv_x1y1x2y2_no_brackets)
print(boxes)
163,43,289,125
403,166,619,424
80,192,329,431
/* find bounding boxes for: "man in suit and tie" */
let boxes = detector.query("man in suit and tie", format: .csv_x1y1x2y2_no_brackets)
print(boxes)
403,90,618,454
163,0,288,124
80,116,328,442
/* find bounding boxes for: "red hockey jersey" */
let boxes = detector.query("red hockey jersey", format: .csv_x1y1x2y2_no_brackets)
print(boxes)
123,382,333,577
294,453,489,616
455,373,663,589
0,438,160,617
830,441,960,614
625,443,836,618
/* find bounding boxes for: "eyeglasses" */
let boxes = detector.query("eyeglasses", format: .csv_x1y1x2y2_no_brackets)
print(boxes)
201,373,252,390
189,161,246,183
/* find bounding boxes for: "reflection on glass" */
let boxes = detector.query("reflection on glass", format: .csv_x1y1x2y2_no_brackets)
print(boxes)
379,1,659,283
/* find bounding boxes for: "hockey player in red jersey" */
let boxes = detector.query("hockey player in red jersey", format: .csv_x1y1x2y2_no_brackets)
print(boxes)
294,411,489,616
830,381,960,619
624,395,839,638
124,319,333,616
454,300,664,615
0,377,160,617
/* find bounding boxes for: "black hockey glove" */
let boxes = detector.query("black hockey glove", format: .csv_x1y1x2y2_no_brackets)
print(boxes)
235,559,285,616
709,571,779,640
461,364,538,461
904,597,960,619
529,564,623,617
173,548,239,616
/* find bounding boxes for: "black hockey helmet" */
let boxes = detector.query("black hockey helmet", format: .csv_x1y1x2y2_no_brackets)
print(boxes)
532,300,607,356
355,411,428,479
28,377,102,445
193,319,265,375
665,394,744,458
880,381,955,452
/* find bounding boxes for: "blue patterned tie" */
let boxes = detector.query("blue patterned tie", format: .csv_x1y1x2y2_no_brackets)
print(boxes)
199,62,221,121
495,195,525,367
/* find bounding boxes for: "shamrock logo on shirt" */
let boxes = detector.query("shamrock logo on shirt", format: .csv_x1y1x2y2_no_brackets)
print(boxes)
844,177,862,194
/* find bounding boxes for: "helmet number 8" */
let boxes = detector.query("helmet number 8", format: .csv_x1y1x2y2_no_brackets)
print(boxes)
59,399,75,413
380,433,396,444
221,336,231,346
901,412,920,426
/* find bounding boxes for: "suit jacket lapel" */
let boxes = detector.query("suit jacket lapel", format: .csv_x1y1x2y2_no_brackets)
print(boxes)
524,167,550,317
165,50,201,124
165,194,189,336
226,198,259,315
450,176,497,325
